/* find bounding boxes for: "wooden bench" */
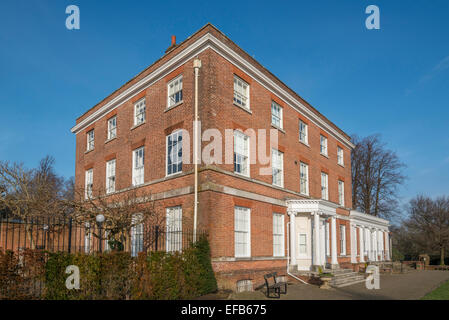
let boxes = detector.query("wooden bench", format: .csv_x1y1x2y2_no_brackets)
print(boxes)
263,272,287,298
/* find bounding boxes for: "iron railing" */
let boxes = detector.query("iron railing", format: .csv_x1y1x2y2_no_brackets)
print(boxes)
0,216,206,255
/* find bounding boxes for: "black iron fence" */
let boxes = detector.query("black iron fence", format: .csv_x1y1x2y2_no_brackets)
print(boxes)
0,216,206,255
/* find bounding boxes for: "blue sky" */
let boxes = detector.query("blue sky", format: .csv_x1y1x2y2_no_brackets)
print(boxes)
0,0,448,211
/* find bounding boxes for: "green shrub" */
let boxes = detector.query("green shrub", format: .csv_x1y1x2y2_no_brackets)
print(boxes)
4,238,217,300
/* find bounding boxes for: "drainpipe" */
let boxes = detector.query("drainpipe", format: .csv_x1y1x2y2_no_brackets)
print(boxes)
193,58,202,242
287,221,308,285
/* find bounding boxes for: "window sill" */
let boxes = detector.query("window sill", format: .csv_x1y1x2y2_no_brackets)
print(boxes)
338,163,345,168
131,121,146,131
271,124,285,134
234,171,250,179
84,149,94,155
299,140,310,148
320,153,329,159
166,171,183,178
233,102,252,114
165,101,183,112
105,137,117,145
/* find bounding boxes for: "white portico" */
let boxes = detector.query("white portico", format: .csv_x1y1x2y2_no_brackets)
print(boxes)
349,210,391,263
287,199,340,271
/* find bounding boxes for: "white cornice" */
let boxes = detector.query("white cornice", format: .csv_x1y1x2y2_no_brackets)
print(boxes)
350,209,390,230
71,33,355,149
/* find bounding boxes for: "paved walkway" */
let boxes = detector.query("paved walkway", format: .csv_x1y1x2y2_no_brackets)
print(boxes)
230,271,449,300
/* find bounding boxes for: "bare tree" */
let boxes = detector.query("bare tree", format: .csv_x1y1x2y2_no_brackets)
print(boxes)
0,156,69,248
67,187,167,252
404,195,449,265
351,134,406,219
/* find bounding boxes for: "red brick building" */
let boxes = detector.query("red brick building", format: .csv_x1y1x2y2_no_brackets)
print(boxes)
71,24,391,290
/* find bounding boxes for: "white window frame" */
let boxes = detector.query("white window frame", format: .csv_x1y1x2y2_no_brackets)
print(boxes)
85,169,93,199
272,213,285,257
134,98,146,126
272,149,284,187
233,130,250,177
107,116,117,140
106,159,116,194
299,120,308,144
234,206,251,258
320,135,328,156
299,162,309,195
338,180,345,207
233,76,250,110
271,101,283,129
298,233,307,256
337,146,344,166
166,206,182,253
86,130,94,151
340,225,346,255
132,147,144,186
167,75,183,108
84,222,92,254
131,213,144,257
321,172,328,200
166,130,183,176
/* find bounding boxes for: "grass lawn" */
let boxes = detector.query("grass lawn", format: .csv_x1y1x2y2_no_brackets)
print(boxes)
422,280,449,300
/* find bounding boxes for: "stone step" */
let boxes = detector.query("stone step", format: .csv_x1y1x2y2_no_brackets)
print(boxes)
331,278,366,288
332,272,362,279
330,275,366,287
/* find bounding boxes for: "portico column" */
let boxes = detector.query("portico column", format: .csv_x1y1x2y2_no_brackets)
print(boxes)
350,224,357,263
359,227,365,263
313,212,321,267
289,211,296,266
385,231,390,261
373,229,379,261
331,216,338,267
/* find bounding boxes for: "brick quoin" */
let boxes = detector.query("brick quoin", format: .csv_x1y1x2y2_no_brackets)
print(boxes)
72,24,385,291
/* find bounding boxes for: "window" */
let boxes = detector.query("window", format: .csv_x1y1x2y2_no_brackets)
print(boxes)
106,159,116,194
340,225,346,255
87,130,94,151
134,99,146,126
272,213,284,257
338,180,345,207
84,222,92,254
299,162,309,195
166,206,182,252
234,130,250,176
107,116,117,140
234,206,250,258
272,149,284,187
132,147,144,186
85,169,93,199
298,234,307,255
337,147,344,166
233,76,249,109
321,172,328,200
299,120,308,144
131,213,144,257
271,101,283,129
320,135,328,156
168,76,183,108
167,130,183,176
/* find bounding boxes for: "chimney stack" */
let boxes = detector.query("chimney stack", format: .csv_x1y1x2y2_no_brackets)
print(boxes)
166,35,177,53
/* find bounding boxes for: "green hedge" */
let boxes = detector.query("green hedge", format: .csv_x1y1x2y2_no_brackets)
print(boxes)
40,236,217,300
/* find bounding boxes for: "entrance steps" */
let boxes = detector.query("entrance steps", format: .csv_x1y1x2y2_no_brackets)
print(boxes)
324,268,367,288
